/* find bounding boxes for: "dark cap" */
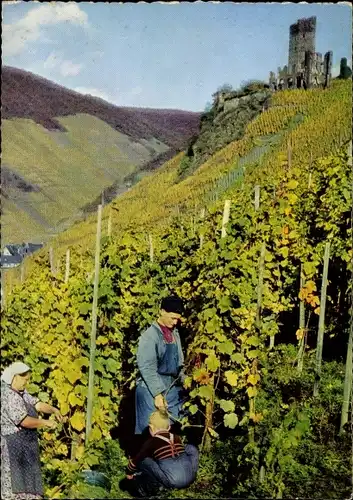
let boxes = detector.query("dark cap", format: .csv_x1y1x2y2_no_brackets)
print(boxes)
161,296,184,315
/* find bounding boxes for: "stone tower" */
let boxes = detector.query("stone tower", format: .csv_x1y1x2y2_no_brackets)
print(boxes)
288,16,316,76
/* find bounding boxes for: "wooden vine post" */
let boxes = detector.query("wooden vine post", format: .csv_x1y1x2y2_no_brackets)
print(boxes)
256,242,266,336
65,249,70,284
221,200,231,238
1,273,5,310
202,200,231,453
85,204,102,445
149,234,154,263
313,242,330,397
49,247,55,276
20,263,25,284
202,374,215,453
297,265,306,373
199,208,206,248
254,185,260,211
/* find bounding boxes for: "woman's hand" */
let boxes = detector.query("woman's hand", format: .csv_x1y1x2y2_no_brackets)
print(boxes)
53,408,66,423
126,475,134,480
45,419,58,429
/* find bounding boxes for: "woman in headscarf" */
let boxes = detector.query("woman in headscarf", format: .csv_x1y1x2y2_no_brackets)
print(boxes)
1,361,64,500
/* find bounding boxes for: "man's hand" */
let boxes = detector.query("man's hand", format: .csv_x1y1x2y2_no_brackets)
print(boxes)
154,394,167,410
126,475,134,480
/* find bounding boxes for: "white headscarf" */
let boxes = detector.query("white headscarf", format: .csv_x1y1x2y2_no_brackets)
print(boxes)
1,362,31,385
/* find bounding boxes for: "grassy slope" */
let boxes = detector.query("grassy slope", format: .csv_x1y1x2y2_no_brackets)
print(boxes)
1,114,169,244
47,80,351,254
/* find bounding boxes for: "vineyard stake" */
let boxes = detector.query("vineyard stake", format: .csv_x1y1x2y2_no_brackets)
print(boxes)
20,263,25,284
308,172,312,189
49,247,55,276
256,242,266,336
297,265,306,373
65,249,70,284
199,208,205,248
85,204,102,445
254,185,260,211
313,242,330,397
221,200,231,239
1,272,5,309
149,234,154,263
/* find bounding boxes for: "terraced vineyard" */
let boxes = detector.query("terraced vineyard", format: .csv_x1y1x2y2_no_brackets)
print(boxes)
15,79,350,261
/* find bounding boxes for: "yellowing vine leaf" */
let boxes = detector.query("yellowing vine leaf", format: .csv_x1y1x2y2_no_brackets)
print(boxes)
206,353,220,372
224,412,239,428
189,404,198,415
75,445,85,460
70,411,85,431
287,193,298,205
225,370,238,386
287,179,299,190
306,280,317,293
218,340,235,355
219,399,235,413
198,385,214,401
91,426,102,441
247,386,258,398
247,373,260,385
68,392,83,407
296,328,305,340
183,376,192,389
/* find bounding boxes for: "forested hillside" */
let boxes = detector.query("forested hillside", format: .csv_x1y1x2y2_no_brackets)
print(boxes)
1,79,352,499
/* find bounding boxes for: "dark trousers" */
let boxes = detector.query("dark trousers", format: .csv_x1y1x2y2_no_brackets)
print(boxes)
124,444,199,497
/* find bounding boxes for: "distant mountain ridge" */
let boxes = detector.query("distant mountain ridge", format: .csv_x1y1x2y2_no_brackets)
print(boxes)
2,66,201,149
1,66,201,244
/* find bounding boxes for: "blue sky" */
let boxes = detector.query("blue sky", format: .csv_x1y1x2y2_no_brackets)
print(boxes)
3,2,352,111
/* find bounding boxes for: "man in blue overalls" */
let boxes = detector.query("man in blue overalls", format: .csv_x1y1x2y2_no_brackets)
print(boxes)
135,296,186,437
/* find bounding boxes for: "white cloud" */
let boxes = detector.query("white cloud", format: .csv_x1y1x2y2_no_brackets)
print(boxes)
74,87,112,102
3,3,89,57
44,51,83,77
60,60,83,77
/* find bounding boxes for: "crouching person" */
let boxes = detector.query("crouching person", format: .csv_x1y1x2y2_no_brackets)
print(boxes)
120,410,199,497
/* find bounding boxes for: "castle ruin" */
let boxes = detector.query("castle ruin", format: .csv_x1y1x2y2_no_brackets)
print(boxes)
269,16,333,90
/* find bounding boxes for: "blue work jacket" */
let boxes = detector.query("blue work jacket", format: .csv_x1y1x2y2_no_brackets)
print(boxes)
136,322,185,397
